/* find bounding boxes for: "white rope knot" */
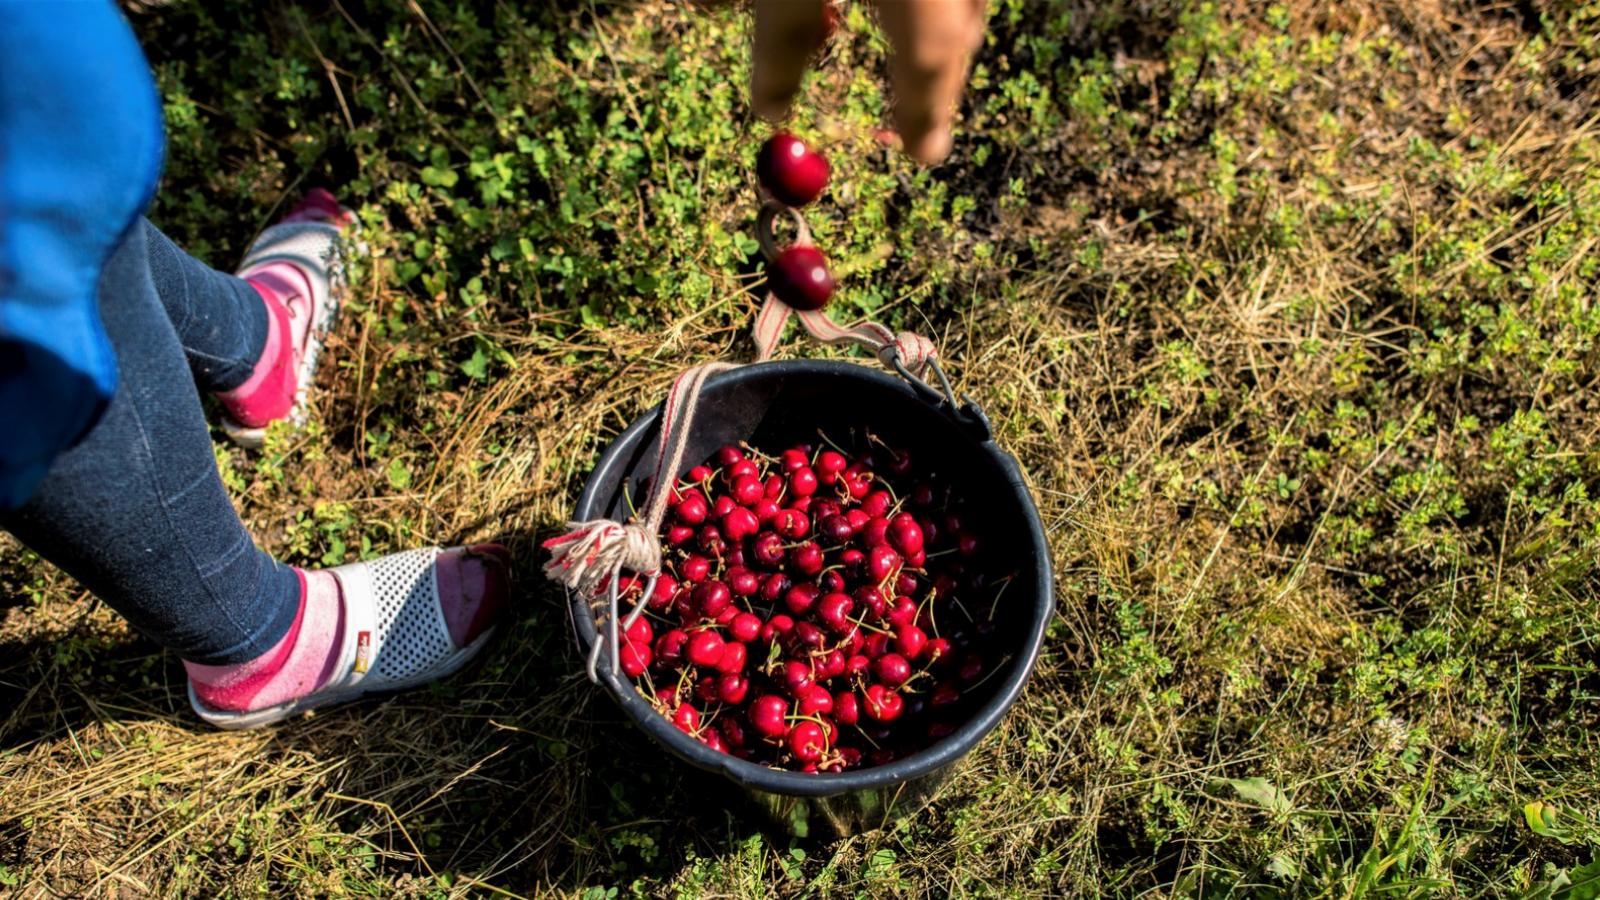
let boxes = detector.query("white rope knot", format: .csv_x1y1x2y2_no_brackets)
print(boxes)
541,519,660,598
878,331,937,378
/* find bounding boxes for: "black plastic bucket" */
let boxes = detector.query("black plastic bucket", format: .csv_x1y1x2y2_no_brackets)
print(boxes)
568,359,1053,837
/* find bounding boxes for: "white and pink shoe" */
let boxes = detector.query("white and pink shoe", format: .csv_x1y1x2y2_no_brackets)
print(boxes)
218,188,355,447
187,544,512,730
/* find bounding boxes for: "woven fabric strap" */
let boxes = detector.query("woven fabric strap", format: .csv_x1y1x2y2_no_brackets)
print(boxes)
543,293,938,682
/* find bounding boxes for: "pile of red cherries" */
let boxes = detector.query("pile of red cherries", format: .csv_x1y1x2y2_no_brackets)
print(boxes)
615,435,1003,773
757,132,836,312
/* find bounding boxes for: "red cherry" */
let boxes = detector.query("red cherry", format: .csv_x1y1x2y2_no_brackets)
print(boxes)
645,575,677,610
888,513,925,556
767,246,833,311
862,631,889,658
750,695,789,737
861,490,892,518
753,532,787,567
666,524,695,546
685,631,727,668
816,592,855,632
696,674,721,704
846,653,871,677
821,569,848,594
675,494,708,524
672,704,701,735
728,459,760,482
762,614,795,643
702,729,728,753
693,581,732,617
863,517,891,547
784,583,820,616
757,132,830,208
863,684,904,721
819,648,848,679
926,637,953,666
854,586,888,620
730,612,763,643
625,616,654,646
764,474,786,499
727,567,760,597
723,507,760,540
715,445,745,467
713,494,736,518
868,545,901,583
816,451,848,481
788,720,827,762
874,653,912,687
887,595,917,628
840,549,867,579
760,572,792,602
655,629,689,666
788,466,818,498
833,691,860,725
895,624,928,660
752,498,780,523
620,639,652,676
732,474,764,506
715,606,739,626
894,570,919,597
719,672,750,704
716,641,748,674
780,449,809,472
782,659,815,695
797,683,834,716
788,541,823,576
819,514,853,545
680,555,710,583
697,525,726,556
776,508,811,539
793,621,827,651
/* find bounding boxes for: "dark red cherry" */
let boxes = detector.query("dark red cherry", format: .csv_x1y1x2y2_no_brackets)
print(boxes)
756,132,830,207
767,246,833,311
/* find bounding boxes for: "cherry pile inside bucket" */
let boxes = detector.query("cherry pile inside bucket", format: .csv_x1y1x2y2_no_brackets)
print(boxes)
615,434,1009,773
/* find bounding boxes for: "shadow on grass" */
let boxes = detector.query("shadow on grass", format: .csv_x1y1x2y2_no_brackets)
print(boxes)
0,523,795,893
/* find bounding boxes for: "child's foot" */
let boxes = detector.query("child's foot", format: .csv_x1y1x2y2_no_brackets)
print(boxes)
217,189,356,448
185,544,512,729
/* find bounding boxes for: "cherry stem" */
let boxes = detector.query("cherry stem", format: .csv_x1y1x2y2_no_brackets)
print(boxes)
756,201,812,263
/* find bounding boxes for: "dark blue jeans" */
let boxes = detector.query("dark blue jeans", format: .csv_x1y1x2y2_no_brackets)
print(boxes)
1,221,301,665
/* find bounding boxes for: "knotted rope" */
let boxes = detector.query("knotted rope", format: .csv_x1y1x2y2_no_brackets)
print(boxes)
544,204,944,683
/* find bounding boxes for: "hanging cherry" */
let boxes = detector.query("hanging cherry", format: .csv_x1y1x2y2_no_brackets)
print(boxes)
757,132,831,208
767,245,834,311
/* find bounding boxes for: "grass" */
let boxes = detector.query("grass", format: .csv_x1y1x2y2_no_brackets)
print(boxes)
3,0,1600,894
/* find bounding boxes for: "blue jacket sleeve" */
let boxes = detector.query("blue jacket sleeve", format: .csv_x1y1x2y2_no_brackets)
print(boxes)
0,1,166,509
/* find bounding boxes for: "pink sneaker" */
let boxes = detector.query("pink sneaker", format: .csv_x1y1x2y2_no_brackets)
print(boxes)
217,189,356,447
